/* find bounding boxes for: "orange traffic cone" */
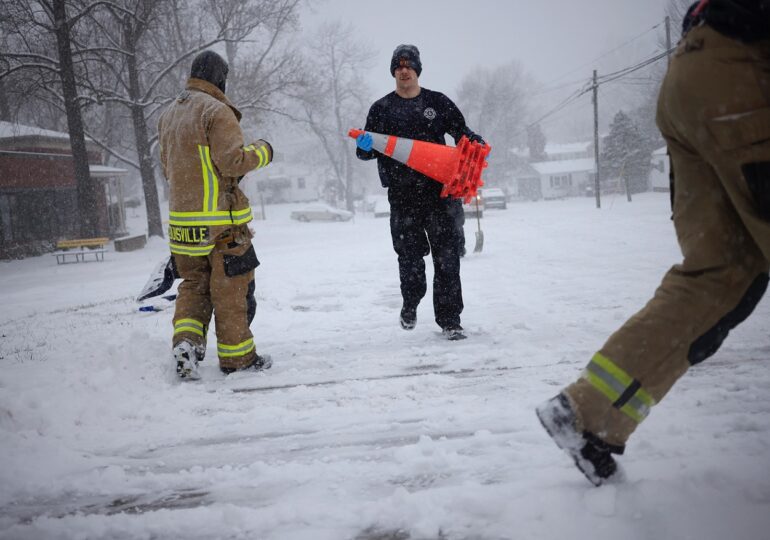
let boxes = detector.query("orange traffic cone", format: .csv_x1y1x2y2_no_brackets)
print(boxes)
349,129,491,202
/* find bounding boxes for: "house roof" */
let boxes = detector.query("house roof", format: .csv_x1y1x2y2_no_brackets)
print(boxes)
0,121,74,141
531,158,596,175
545,141,592,155
511,140,593,158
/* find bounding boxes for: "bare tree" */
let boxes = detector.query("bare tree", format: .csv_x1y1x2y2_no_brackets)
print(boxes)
3,0,307,239
0,0,105,238
88,0,306,237
456,62,536,177
291,21,374,210
202,0,307,128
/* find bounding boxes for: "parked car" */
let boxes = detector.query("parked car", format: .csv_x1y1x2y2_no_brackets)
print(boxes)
372,197,390,218
463,194,484,218
480,187,507,209
290,203,353,222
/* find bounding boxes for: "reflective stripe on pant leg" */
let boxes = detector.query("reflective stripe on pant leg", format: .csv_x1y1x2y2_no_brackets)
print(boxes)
174,318,205,337
217,338,255,358
581,352,656,423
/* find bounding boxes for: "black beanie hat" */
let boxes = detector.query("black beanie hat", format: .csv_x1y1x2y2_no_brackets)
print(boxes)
390,44,422,77
190,50,229,93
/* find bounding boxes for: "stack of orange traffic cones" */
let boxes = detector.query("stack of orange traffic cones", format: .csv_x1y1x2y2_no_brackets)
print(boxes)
348,129,491,202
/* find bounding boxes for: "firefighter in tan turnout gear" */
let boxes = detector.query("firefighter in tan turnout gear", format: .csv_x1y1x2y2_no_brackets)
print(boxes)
537,0,770,485
158,50,273,379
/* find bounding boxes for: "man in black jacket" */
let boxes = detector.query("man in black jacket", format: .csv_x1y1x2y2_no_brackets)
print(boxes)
355,44,484,341
536,0,770,485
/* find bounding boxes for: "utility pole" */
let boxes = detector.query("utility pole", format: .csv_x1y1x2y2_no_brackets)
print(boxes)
592,69,601,209
665,16,672,66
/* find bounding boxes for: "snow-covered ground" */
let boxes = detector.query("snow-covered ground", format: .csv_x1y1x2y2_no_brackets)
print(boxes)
1,192,768,540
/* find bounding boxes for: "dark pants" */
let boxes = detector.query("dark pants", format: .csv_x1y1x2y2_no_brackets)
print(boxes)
388,182,464,329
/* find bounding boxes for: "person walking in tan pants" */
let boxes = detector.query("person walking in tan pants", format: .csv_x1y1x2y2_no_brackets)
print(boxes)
158,50,274,379
537,0,770,485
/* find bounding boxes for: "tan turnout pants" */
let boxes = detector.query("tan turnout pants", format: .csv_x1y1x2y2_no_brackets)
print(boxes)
172,225,259,371
566,25,770,448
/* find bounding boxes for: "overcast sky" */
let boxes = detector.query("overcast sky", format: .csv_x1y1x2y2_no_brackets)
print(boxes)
302,0,675,140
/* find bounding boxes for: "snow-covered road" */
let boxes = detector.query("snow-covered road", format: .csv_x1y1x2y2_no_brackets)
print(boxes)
1,193,768,540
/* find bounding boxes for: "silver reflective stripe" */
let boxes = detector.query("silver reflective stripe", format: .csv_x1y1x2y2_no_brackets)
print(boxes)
627,394,651,418
369,133,390,153
391,137,414,164
585,361,626,397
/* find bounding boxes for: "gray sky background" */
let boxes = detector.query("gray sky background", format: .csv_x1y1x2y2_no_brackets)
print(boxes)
302,0,675,140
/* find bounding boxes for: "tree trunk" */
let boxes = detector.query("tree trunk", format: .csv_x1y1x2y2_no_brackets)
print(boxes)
0,79,11,121
125,23,163,238
53,0,99,238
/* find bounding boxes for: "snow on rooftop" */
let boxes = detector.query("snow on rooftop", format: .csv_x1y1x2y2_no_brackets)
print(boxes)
0,120,72,141
544,141,592,154
531,158,596,175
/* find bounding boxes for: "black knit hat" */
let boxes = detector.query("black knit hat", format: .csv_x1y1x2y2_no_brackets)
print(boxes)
190,50,229,93
390,44,422,77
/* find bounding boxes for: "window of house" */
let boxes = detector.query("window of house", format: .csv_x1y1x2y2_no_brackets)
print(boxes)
297,177,306,189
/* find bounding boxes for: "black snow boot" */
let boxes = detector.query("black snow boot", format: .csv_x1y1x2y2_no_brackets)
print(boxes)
400,305,417,330
220,354,273,375
441,325,467,341
535,393,622,486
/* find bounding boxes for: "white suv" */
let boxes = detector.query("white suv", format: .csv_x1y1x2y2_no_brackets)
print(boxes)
480,188,507,209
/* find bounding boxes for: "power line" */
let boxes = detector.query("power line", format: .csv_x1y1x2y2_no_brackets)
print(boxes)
530,45,673,128
541,21,665,87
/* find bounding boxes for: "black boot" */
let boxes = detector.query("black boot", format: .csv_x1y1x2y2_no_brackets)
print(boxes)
400,305,417,330
220,354,273,375
535,393,622,486
441,325,466,341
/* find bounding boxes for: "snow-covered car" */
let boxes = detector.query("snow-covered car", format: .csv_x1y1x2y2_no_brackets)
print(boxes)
480,187,507,209
290,203,353,222
463,194,484,218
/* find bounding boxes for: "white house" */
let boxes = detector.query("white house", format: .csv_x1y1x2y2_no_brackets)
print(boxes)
530,158,597,199
649,146,670,192
511,140,593,162
240,154,320,205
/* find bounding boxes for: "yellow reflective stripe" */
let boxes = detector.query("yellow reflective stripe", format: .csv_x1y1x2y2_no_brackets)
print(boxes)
592,353,655,407
619,403,645,424
246,144,267,169
583,370,620,404
198,144,209,210
582,353,656,424
174,318,205,337
169,208,253,226
592,352,633,387
217,338,255,357
256,146,264,168
170,243,215,256
258,146,269,167
198,144,219,213
204,145,218,212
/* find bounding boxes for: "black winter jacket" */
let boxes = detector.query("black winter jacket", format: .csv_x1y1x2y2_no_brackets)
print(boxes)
356,88,478,188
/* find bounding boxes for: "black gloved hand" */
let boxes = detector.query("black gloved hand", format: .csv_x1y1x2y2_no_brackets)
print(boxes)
465,129,486,146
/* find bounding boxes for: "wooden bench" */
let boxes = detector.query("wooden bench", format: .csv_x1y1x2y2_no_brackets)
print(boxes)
52,237,109,264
